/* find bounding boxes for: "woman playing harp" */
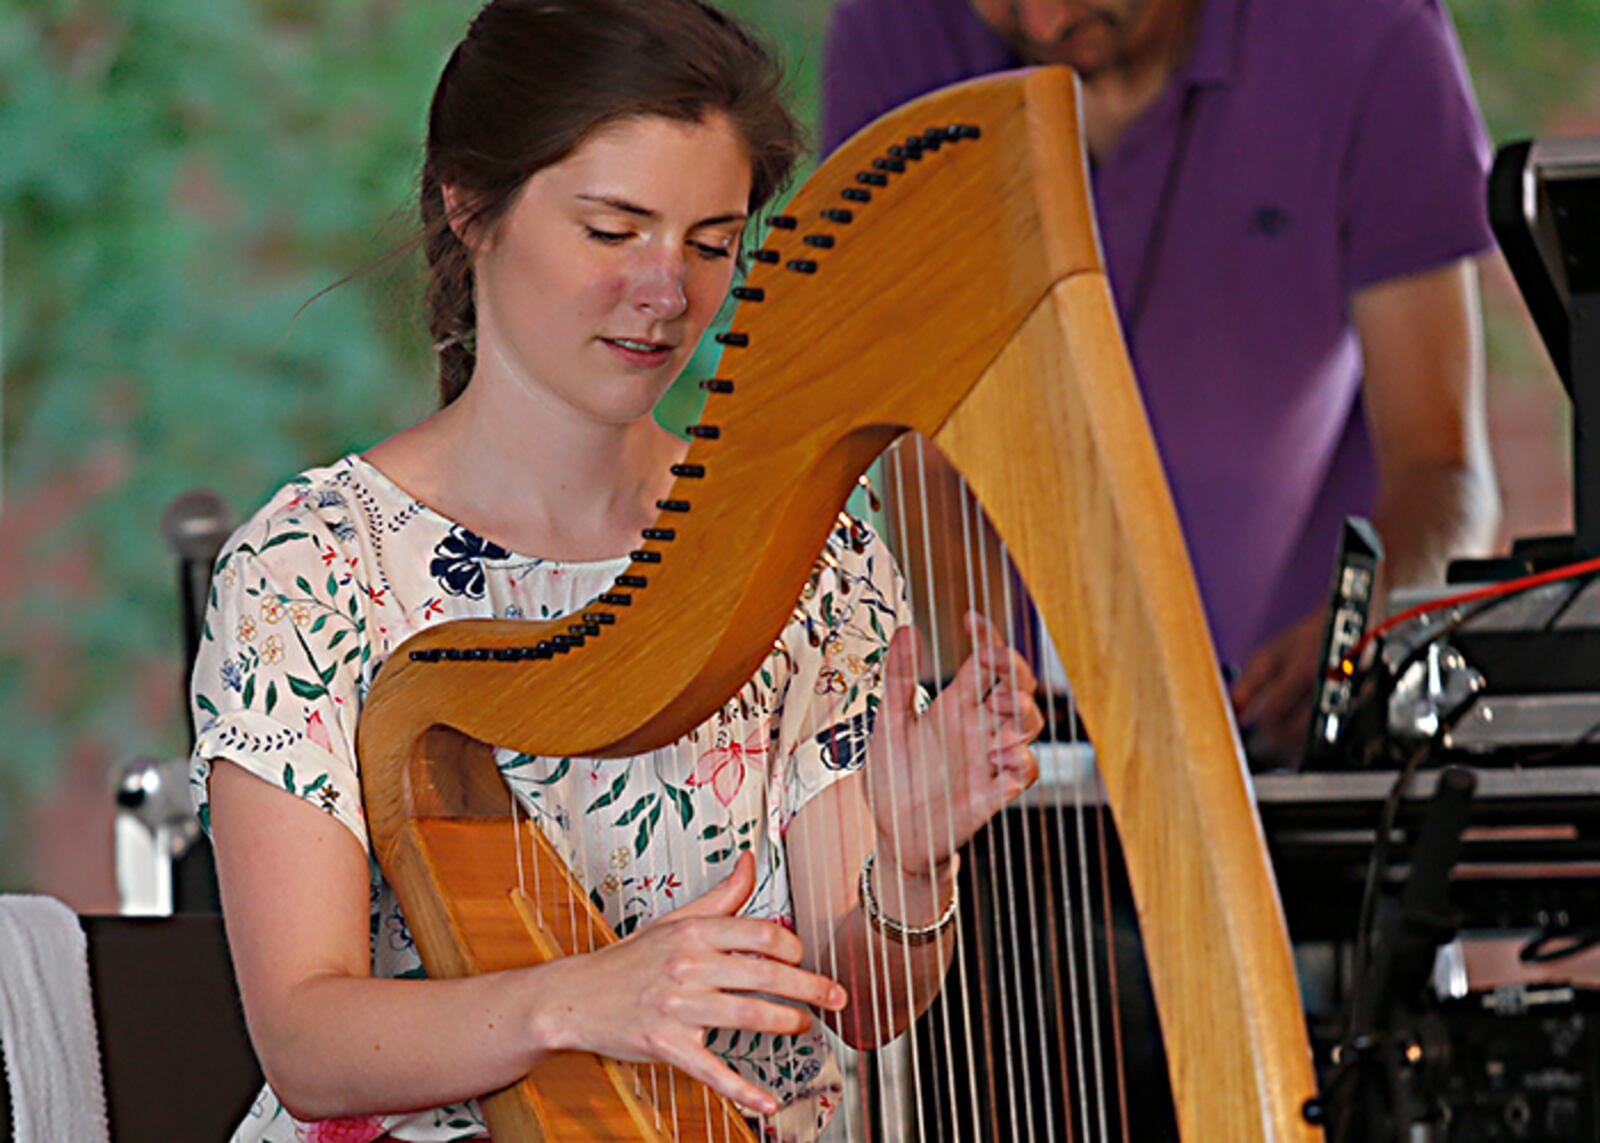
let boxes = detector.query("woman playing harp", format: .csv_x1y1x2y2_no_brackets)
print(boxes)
190,2,1044,1139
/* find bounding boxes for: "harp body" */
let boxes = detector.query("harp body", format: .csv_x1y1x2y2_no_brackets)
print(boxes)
357,69,1322,1141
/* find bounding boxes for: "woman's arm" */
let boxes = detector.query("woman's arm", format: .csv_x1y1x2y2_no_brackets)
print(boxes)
785,773,958,1049
211,760,553,1119
210,760,845,1120
787,615,1042,1049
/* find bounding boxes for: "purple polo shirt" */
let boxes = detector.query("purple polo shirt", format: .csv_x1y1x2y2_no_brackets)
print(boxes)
822,0,1494,667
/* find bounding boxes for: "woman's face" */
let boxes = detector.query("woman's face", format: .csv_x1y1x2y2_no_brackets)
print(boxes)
467,112,753,427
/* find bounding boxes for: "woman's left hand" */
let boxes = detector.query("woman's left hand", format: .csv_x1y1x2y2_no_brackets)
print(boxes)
864,612,1044,877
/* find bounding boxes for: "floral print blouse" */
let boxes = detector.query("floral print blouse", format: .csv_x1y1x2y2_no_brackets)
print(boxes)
189,455,905,1143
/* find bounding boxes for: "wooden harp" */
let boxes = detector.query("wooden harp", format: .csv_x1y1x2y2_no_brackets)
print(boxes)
357,69,1322,1141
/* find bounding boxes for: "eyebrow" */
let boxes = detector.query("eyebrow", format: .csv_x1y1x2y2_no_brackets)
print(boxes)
576,193,747,229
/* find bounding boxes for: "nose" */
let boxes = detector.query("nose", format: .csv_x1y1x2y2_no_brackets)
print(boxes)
632,250,688,323
1017,0,1078,42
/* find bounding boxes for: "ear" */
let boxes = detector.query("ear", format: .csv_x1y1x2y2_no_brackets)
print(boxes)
439,182,481,251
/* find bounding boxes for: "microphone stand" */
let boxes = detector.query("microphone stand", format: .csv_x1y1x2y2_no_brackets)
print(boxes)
1330,765,1477,1142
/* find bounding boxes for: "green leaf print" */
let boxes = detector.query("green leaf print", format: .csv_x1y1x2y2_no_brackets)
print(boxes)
821,591,835,626
328,628,348,649
706,846,734,864
586,770,629,813
325,572,338,597
265,680,278,715
258,531,309,551
282,763,296,792
288,675,327,699
196,693,219,717
295,575,314,595
662,783,695,828
304,774,328,793
614,793,656,828
241,674,255,709
532,758,572,785
699,824,722,840
309,615,328,634
318,663,338,684
633,798,664,857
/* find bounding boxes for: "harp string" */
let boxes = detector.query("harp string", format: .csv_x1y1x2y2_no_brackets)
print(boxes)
961,473,1029,1140
674,733,703,1143
896,436,979,1138
1093,760,1132,1143
1004,538,1061,1141
1026,607,1079,1143
994,528,1058,1143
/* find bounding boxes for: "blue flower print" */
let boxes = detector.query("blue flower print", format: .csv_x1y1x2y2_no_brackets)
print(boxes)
220,658,244,693
315,488,347,509
430,526,512,599
815,708,877,771
329,518,358,542
383,908,415,954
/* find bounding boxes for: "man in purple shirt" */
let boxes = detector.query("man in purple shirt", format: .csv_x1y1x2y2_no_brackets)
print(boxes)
822,0,1501,763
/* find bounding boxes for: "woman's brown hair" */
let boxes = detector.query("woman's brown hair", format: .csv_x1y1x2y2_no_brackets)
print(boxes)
421,0,804,405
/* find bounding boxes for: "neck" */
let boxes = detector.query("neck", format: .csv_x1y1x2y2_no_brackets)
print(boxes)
1073,0,1201,157
1087,0,1200,88
374,368,686,563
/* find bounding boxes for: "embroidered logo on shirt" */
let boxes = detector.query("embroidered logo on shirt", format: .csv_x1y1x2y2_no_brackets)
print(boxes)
1249,204,1291,239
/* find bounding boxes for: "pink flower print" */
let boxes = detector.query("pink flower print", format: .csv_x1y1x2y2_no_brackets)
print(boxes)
262,634,286,665
296,1115,386,1143
236,614,257,643
687,725,769,807
260,596,285,624
305,710,334,754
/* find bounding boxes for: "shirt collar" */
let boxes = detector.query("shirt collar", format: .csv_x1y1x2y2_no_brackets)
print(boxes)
1179,0,1241,87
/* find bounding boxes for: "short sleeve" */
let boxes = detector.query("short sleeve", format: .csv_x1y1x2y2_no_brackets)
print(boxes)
189,515,373,851
1340,0,1495,291
821,2,892,155
776,520,909,824
820,0,1015,156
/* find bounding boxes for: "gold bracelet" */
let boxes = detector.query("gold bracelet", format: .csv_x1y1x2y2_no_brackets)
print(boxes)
858,851,959,946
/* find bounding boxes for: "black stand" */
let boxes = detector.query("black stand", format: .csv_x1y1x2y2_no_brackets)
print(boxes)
1327,766,1477,1141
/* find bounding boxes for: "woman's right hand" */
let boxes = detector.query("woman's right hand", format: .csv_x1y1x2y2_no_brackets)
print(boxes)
531,851,846,1115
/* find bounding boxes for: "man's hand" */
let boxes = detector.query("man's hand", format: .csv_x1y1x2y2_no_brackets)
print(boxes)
1230,610,1324,767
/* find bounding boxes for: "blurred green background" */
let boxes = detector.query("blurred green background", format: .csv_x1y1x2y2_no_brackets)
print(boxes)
0,0,1596,902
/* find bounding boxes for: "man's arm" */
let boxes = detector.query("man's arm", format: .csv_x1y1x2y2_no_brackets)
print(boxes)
1357,257,1500,586
1233,257,1500,759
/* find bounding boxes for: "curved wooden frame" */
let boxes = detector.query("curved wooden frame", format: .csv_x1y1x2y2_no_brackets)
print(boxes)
358,69,1322,1141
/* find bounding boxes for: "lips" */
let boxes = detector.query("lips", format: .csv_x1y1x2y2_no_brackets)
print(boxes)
603,336,675,353
600,336,677,367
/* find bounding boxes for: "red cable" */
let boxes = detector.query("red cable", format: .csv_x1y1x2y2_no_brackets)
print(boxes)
1347,553,1600,667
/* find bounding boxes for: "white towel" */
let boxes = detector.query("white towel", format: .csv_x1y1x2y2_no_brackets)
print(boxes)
0,896,110,1142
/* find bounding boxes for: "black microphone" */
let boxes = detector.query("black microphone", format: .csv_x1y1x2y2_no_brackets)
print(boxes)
161,488,234,733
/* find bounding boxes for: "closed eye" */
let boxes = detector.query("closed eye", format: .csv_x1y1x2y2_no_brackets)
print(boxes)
691,241,734,261
585,226,630,245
